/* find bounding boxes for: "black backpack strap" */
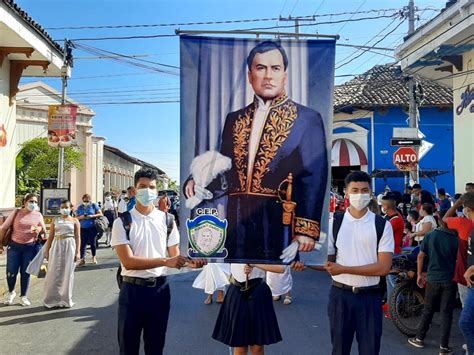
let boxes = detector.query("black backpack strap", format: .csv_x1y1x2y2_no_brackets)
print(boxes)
374,214,387,249
165,212,175,243
332,212,345,255
120,211,132,240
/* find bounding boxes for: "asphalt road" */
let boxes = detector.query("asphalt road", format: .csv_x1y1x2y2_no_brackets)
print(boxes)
0,246,467,354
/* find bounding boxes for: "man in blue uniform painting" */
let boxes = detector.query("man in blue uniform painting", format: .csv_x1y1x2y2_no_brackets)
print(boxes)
185,41,328,263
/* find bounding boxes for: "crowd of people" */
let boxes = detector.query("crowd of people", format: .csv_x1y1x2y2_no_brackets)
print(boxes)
0,171,473,355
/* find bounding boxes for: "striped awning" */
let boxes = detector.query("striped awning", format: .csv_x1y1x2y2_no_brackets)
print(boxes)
331,139,368,167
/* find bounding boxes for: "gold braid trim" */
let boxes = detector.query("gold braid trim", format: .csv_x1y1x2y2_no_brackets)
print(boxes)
232,106,254,192
251,100,298,194
294,217,320,239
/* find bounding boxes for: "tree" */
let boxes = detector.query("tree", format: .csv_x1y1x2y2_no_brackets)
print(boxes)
168,180,180,192
16,137,83,195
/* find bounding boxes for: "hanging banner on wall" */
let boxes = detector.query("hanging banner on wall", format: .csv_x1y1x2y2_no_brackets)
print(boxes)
180,36,336,265
47,105,78,147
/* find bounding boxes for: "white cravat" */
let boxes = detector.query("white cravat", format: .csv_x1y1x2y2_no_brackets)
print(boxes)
247,96,270,178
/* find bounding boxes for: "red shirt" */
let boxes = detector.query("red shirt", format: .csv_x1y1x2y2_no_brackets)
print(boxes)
387,212,405,254
447,217,474,285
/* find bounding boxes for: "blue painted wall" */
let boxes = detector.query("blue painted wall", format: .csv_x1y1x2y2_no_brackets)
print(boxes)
335,107,454,195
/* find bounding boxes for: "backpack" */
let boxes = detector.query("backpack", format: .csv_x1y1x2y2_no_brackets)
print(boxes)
116,211,175,289
332,211,387,255
94,216,109,233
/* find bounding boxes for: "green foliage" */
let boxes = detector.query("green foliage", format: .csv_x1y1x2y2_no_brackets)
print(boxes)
168,180,179,192
16,137,83,195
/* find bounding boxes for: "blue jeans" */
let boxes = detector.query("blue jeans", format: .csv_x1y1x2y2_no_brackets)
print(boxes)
6,241,39,296
386,274,398,301
459,287,474,354
80,227,97,259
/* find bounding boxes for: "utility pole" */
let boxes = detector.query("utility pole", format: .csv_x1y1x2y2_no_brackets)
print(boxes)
279,15,316,36
57,39,71,188
405,0,420,183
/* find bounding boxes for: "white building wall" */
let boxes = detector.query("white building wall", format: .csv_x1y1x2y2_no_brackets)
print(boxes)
0,60,17,210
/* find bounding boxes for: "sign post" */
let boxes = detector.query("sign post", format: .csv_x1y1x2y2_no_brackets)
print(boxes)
393,147,418,172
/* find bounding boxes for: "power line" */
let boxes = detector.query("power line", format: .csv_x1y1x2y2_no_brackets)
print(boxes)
336,18,406,69
19,100,180,106
46,8,434,30
65,13,399,42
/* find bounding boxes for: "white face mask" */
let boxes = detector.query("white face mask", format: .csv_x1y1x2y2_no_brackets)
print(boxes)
381,207,387,214
349,193,371,211
463,207,471,218
60,208,71,216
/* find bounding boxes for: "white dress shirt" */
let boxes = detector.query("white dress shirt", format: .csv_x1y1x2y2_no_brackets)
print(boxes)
111,207,179,278
327,210,394,287
247,96,270,178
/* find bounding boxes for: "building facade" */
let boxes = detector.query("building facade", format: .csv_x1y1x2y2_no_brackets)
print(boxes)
333,64,453,195
395,0,473,192
0,0,64,211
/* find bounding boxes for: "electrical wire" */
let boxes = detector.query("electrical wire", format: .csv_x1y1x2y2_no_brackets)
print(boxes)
336,18,406,69
46,8,433,30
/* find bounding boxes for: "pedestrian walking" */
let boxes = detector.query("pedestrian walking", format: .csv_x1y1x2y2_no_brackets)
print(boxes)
293,171,394,355
76,194,102,266
408,210,459,354
0,193,45,306
103,192,118,247
458,192,474,355
267,265,293,305
212,263,284,354
117,190,128,217
43,200,80,308
112,168,205,355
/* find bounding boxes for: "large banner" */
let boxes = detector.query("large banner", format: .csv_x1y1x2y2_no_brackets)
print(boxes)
180,36,335,265
47,105,78,147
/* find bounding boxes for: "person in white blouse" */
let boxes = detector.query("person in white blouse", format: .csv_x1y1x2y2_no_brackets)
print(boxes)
409,203,437,246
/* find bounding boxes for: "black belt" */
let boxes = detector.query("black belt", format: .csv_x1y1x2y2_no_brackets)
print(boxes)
122,276,166,288
229,276,263,292
332,280,380,294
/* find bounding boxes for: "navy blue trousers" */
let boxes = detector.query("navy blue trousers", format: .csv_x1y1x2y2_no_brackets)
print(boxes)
118,279,170,355
328,286,383,355
6,241,39,296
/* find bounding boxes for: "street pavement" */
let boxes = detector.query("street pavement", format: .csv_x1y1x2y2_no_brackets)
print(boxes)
0,245,467,355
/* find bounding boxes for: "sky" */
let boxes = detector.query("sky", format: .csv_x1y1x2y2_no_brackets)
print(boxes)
17,0,447,182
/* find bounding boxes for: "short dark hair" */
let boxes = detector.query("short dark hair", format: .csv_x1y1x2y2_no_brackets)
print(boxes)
438,188,446,196
408,210,420,220
344,171,371,187
247,41,288,71
82,194,91,200
462,192,474,210
127,186,134,192
466,182,474,187
412,183,422,190
60,199,71,207
121,190,127,194
134,168,158,186
421,202,434,215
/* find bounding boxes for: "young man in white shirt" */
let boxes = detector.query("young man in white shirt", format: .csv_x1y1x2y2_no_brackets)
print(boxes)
294,171,394,355
112,168,204,355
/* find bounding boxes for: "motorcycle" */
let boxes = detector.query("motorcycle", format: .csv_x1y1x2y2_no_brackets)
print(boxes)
388,246,425,336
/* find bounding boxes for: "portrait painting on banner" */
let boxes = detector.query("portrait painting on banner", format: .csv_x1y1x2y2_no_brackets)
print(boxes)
180,36,335,265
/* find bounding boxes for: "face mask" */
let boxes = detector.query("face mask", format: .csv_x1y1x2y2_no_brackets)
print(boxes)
105,196,111,201
27,202,37,211
60,208,71,216
420,210,426,217
349,193,371,211
83,201,90,206
136,188,157,207
381,207,387,214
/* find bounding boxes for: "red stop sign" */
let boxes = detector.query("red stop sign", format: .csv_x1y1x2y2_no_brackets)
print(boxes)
393,147,418,171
